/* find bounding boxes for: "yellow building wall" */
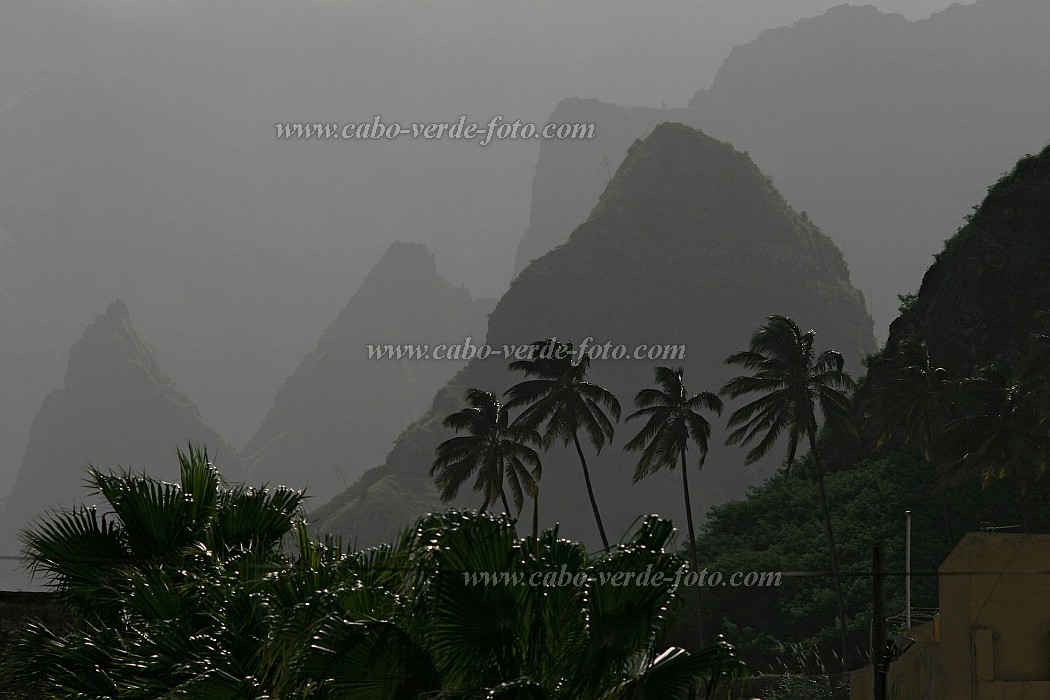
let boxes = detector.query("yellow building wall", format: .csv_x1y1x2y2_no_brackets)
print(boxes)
850,533,1050,700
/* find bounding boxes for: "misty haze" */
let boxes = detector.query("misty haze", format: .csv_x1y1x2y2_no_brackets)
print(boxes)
1,0,1049,697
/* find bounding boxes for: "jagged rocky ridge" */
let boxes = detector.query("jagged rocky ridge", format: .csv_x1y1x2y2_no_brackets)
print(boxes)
0,300,241,584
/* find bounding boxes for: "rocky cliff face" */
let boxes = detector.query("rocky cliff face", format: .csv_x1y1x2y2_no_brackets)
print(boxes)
863,143,1050,393
313,123,875,548
241,242,494,501
0,300,240,584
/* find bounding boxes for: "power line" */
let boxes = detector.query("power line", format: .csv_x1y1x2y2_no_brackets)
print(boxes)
3,555,1050,577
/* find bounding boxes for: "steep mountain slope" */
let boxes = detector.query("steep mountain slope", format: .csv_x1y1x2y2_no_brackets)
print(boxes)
242,242,494,501
863,143,1050,398
312,123,875,547
513,0,1050,332
0,301,241,584
3,300,243,517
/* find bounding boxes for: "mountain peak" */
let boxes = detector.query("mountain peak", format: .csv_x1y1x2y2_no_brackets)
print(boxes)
578,121,807,253
856,143,1050,456
823,3,890,20
1,301,241,582
370,240,438,276
64,299,166,396
353,241,449,301
104,297,129,320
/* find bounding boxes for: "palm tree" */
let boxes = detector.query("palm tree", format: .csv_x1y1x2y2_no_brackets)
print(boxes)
625,366,723,574
20,443,305,623
431,388,542,524
6,461,747,699
398,511,746,699
867,339,956,544
938,366,1049,532
505,339,621,550
721,315,856,663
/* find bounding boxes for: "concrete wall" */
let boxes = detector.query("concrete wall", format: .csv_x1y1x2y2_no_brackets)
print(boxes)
851,533,1050,700
0,591,65,640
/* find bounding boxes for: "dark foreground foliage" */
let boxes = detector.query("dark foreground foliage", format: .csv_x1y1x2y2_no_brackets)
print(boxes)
2,446,744,699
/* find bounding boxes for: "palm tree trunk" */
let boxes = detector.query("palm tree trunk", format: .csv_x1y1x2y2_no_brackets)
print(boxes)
532,488,539,542
500,488,519,537
680,448,700,572
784,440,798,477
572,431,610,551
681,447,706,648
808,429,850,668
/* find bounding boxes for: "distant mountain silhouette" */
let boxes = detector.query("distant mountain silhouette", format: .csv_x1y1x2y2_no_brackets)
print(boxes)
0,68,350,492
312,123,875,548
0,300,241,584
242,242,494,501
513,0,1050,334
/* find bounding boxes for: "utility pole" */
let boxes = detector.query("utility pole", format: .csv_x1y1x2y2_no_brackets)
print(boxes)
873,540,887,700
905,510,912,630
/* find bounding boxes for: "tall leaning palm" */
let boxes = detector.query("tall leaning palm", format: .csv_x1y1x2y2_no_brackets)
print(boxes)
506,339,621,550
431,388,542,523
721,315,856,664
625,366,723,574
